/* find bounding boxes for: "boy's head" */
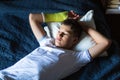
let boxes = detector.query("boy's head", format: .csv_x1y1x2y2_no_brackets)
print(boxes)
55,19,83,49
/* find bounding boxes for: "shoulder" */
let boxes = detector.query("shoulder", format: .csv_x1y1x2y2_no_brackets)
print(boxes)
38,35,55,47
74,50,92,63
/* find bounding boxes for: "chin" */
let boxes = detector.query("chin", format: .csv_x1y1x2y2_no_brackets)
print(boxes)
56,44,62,48
55,42,61,47
55,40,60,46
56,43,65,49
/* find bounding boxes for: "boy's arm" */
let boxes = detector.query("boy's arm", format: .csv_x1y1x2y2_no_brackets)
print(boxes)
29,13,46,41
80,22,112,58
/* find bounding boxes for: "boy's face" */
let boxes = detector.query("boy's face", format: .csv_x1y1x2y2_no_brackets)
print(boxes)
55,24,78,49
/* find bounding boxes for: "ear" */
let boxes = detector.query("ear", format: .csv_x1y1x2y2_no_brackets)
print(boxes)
73,37,79,45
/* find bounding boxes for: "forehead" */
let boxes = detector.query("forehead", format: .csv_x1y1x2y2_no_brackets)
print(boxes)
60,24,73,32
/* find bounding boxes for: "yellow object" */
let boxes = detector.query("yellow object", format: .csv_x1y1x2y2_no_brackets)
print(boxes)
44,11,68,22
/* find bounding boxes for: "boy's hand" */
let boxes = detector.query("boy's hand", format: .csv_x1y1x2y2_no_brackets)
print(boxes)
68,10,80,20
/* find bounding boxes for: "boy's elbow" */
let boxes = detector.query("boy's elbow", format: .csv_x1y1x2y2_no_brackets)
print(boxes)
29,13,43,22
104,39,112,48
29,13,34,21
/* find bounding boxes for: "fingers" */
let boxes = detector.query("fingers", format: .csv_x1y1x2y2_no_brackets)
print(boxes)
68,10,80,20
70,10,77,16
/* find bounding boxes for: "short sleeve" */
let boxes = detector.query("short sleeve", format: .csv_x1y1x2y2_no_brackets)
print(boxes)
38,35,48,45
75,50,92,67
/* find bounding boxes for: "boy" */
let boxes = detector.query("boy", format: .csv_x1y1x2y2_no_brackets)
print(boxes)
0,11,111,80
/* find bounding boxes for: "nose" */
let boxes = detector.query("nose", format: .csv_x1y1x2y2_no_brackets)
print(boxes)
58,32,64,37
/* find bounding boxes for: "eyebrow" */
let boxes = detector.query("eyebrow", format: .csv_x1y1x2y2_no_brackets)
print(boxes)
66,31,73,34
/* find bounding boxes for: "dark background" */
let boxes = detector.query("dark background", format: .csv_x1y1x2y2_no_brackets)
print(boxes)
105,14,120,45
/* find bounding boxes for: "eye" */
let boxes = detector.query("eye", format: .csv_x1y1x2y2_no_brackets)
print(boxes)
62,32,70,36
57,29,70,36
58,30,61,33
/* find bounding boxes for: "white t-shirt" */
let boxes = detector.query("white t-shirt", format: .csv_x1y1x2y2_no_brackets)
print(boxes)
0,37,92,80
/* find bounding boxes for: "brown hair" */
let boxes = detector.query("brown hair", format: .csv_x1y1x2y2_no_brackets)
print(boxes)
62,19,83,38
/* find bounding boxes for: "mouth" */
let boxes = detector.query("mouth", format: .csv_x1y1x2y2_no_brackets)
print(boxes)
55,37,62,42
55,37,62,46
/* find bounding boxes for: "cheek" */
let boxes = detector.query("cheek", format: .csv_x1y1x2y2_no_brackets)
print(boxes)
62,36,73,44
63,36,69,41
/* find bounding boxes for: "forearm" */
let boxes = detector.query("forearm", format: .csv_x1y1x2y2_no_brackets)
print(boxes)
88,27,111,56
85,27,109,44
29,13,46,41
81,23,111,58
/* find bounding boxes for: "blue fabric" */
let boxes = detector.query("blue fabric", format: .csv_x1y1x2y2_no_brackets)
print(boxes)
0,0,120,80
